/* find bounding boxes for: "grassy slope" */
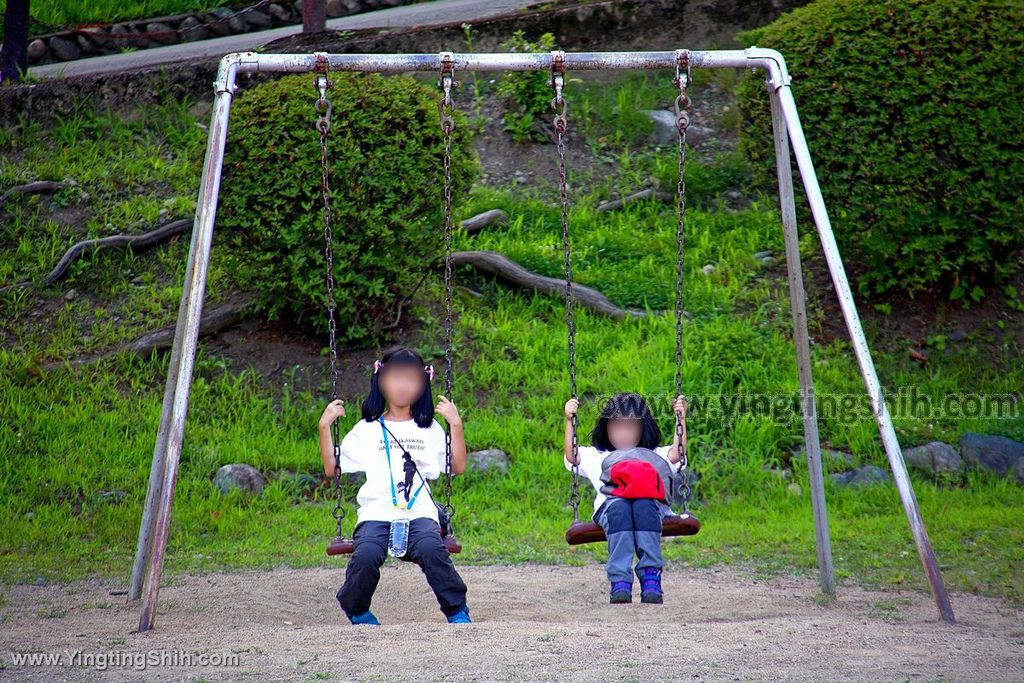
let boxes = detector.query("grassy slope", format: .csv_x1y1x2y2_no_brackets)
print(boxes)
8,1,235,38
0,74,1021,607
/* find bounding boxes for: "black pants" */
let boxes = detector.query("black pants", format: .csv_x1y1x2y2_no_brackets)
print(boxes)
336,517,468,618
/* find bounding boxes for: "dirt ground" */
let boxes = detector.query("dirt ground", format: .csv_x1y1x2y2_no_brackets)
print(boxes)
2,564,1022,682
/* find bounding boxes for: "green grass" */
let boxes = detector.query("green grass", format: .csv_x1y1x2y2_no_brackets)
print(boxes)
1,74,1022,609
8,1,236,36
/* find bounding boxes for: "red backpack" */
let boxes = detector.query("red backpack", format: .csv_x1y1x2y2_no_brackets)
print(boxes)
607,459,666,501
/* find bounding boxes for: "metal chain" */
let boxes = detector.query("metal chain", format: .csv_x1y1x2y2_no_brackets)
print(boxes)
438,52,458,530
673,49,692,511
314,54,347,538
550,51,581,522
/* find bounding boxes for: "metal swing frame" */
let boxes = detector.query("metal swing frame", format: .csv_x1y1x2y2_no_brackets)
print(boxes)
128,48,955,633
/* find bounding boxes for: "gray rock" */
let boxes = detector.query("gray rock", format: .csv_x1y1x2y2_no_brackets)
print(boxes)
146,22,177,45
76,34,98,55
792,447,856,469
213,463,266,495
644,110,679,146
98,489,128,503
109,23,132,50
786,482,802,496
78,26,107,47
684,124,714,147
227,15,248,33
343,0,364,11
753,250,774,260
178,16,211,42
903,441,963,476
36,577,46,586
959,432,1024,483
207,8,235,36
48,36,80,61
326,0,346,17
831,465,890,487
470,448,510,474
27,39,48,63
268,3,293,22
701,263,715,275
243,9,273,27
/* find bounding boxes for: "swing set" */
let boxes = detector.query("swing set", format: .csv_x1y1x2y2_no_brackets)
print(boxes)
128,48,956,633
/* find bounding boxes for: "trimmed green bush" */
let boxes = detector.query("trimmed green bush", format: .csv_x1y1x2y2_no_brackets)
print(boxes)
218,72,479,343
737,0,1024,300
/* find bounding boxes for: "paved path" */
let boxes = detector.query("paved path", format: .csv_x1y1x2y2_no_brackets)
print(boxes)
28,0,546,80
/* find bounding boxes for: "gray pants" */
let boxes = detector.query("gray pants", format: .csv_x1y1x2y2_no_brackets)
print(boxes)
594,497,671,584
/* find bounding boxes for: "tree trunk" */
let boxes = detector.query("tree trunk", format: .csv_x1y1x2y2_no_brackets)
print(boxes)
0,0,31,83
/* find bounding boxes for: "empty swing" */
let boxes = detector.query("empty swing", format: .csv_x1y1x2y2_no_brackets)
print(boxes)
551,51,702,545
318,54,462,557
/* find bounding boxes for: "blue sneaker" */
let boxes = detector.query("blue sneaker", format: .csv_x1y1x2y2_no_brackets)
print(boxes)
610,581,632,604
349,610,380,625
446,607,472,623
639,568,663,604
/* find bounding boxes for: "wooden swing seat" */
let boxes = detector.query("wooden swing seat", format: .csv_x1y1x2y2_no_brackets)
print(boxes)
565,513,700,545
327,534,462,556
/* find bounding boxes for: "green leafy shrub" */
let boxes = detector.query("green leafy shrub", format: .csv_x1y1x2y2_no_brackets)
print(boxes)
496,30,558,125
218,72,479,343
737,0,1024,300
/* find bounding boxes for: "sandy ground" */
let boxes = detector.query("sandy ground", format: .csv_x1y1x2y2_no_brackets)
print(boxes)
2,563,1022,682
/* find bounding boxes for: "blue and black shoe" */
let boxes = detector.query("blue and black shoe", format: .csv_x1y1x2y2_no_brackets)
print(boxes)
447,607,472,623
349,610,380,625
609,580,632,604
639,567,663,604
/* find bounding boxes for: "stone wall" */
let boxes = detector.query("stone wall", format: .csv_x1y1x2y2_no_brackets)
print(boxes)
25,0,420,66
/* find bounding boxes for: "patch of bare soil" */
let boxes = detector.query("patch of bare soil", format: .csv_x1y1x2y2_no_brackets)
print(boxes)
2,564,1021,682
799,254,1024,363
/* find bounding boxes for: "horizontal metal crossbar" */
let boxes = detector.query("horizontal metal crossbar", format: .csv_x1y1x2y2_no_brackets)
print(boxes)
212,47,791,94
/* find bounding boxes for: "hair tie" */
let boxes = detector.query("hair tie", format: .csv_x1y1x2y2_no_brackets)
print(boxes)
372,359,382,373
424,364,435,380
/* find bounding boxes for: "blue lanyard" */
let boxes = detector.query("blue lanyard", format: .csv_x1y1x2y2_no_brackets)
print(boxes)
379,417,426,510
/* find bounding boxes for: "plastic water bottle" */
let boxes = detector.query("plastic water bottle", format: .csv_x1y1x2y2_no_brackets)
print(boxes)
388,518,410,558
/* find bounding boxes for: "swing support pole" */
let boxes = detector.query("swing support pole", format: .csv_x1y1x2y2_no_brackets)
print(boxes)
769,88,835,597
130,48,953,632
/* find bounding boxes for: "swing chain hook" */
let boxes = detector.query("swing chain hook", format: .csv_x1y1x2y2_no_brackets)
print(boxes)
673,48,692,512
673,49,691,135
437,51,458,531
313,51,346,534
437,51,458,135
314,53,333,136
549,50,568,135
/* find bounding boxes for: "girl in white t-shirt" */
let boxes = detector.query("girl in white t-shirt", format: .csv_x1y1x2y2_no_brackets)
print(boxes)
318,346,470,625
563,392,687,604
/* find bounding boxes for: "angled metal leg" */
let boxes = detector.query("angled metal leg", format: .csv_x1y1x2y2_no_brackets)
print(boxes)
772,82,955,624
135,57,241,633
769,89,836,596
127,245,191,602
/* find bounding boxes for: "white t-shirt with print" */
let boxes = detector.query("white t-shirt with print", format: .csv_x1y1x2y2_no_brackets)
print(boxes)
338,416,448,525
564,445,683,516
